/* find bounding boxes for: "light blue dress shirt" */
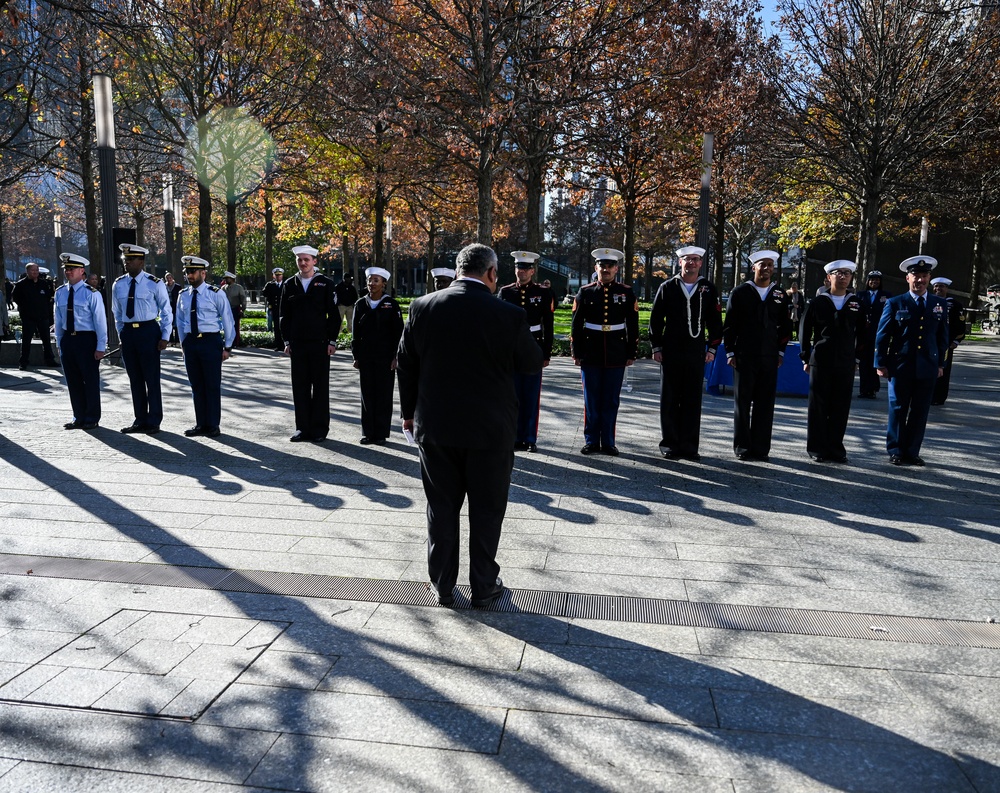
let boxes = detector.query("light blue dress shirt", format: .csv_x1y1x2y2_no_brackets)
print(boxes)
111,271,173,339
55,282,109,350
175,283,236,347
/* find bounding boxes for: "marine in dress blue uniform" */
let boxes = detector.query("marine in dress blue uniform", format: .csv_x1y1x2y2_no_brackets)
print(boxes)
174,256,235,437
279,245,342,442
498,251,555,452
875,256,948,465
648,245,723,461
54,254,108,429
722,250,793,461
570,248,639,456
112,244,172,434
930,277,966,406
799,260,863,463
351,266,404,444
856,270,892,398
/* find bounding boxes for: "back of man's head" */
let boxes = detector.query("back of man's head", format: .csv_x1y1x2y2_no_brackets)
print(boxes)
455,244,496,277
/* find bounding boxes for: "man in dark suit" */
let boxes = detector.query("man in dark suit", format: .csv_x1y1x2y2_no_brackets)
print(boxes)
722,250,793,461
397,243,543,608
875,256,949,466
930,276,966,406
857,270,892,398
279,245,342,442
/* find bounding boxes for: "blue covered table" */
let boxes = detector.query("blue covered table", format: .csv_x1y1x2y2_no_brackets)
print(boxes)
705,342,808,397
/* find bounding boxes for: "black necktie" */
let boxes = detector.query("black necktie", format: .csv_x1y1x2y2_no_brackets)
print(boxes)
66,284,75,333
126,277,136,319
190,289,199,335
917,296,925,310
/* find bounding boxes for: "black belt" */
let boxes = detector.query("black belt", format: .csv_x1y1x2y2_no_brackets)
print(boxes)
124,320,158,329
188,331,221,339
65,330,96,337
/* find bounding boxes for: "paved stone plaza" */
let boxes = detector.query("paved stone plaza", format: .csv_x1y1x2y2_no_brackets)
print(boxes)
1,336,999,792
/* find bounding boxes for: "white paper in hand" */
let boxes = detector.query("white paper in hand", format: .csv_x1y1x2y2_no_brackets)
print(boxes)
402,426,415,445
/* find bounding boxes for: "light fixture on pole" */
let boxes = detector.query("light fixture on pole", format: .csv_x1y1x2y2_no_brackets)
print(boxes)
919,216,930,254
93,73,121,359
53,214,63,284
162,176,174,278
173,196,183,277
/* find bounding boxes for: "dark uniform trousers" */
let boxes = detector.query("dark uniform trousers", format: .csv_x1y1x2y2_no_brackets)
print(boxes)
659,349,706,456
291,340,331,438
858,342,880,397
887,374,935,459
182,333,224,431
358,362,395,440
121,321,163,427
61,331,100,423
733,356,779,457
419,443,513,599
932,348,955,404
807,365,854,459
20,318,56,365
581,365,626,447
514,370,543,444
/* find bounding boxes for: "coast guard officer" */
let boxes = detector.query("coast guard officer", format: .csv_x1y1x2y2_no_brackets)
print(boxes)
54,254,107,429
875,256,948,465
930,276,966,406
570,248,639,456
175,255,235,437
498,251,554,452
112,243,172,434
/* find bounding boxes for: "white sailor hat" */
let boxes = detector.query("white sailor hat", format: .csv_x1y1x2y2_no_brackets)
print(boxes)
899,255,937,273
824,260,857,274
676,246,706,259
431,267,456,279
272,268,284,274
119,243,149,257
511,250,540,267
292,245,319,257
866,270,883,279
592,248,624,262
365,266,391,280
748,250,780,265
181,255,210,270
930,277,952,286
60,253,89,269
222,271,237,279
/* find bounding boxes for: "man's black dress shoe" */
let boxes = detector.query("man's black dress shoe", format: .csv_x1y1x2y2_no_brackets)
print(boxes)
359,436,374,445
889,454,905,465
203,427,221,438
581,444,598,455
907,455,925,467
434,586,455,606
661,448,680,459
602,446,620,456
809,453,826,463
831,454,848,464
64,420,83,430
513,441,528,451
312,435,327,443
80,422,99,430
471,578,505,607
525,443,537,453
184,426,205,437
121,423,146,434
143,426,161,435
291,431,311,442
683,452,702,462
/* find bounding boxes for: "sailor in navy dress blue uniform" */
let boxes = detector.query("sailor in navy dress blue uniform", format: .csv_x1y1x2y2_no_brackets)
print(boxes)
174,255,235,437
648,245,723,461
930,276,966,406
54,254,108,429
498,250,555,452
875,256,948,465
799,260,863,463
112,243,172,434
856,270,891,398
570,248,639,456
351,266,404,444
722,249,793,461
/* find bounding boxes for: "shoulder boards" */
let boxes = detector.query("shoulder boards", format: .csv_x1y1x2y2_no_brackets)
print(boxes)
208,285,220,292
113,274,128,283
86,285,99,293
149,275,161,283
56,283,67,291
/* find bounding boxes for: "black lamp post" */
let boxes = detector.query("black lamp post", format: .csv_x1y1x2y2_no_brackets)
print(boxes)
386,215,394,296
93,73,120,359
162,176,174,278
173,196,183,277
53,214,62,285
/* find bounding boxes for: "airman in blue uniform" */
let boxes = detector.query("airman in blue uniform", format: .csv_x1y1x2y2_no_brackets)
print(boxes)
174,256,235,437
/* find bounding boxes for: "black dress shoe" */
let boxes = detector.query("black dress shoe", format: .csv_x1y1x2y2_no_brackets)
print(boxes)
120,423,146,434
513,441,528,451
432,584,455,606
372,438,386,445
908,455,925,467
661,448,680,459
525,443,537,452
184,426,205,437
831,454,848,464
290,431,311,442
809,453,827,463
471,578,505,607
682,452,702,462
737,452,751,460
359,436,374,445
889,454,905,465
18,364,28,371
143,426,161,435
312,435,327,443
602,446,620,456
80,422,99,430
203,427,221,437
581,444,598,455
64,420,84,430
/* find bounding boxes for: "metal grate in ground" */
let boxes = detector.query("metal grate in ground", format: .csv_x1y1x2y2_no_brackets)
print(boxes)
2,552,999,648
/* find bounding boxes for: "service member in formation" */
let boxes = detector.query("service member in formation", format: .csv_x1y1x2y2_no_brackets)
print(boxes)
54,254,107,429
279,244,342,442
498,250,555,452
570,248,639,456
722,249,793,461
799,261,863,463
856,270,891,398
648,245,723,461
262,268,285,350
112,244,172,434
930,276,966,406
174,256,235,438
351,266,404,445
875,256,948,465
430,267,456,291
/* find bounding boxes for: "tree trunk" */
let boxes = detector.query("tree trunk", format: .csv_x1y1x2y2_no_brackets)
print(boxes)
264,192,274,276
713,200,726,291
341,229,349,279
198,182,212,262
622,197,636,287
644,249,654,301
373,180,385,268
226,198,237,274
477,144,494,245
525,161,544,252
855,192,880,274
969,223,983,311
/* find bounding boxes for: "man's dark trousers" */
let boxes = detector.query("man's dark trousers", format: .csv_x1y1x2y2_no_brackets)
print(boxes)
732,357,779,456
121,322,163,427
419,443,513,599
290,340,331,438
61,331,100,423
20,318,55,365
182,333,223,430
